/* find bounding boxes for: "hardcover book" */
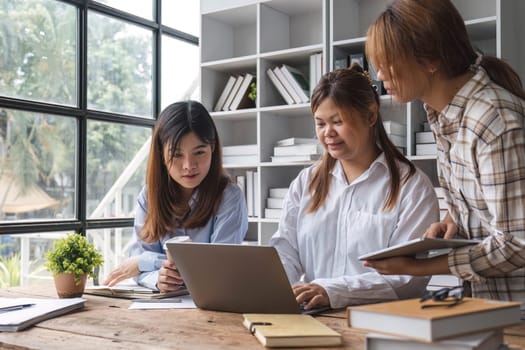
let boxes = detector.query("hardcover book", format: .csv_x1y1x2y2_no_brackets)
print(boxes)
279,64,310,103
243,313,342,348
0,297,85,332
273,66,302,104
214,75,237,112
366,330,504,350
228,73,256,111
267,67,294,105
347,297,521,342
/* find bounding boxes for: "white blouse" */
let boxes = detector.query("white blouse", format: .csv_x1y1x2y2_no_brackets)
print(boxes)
270,153,439,308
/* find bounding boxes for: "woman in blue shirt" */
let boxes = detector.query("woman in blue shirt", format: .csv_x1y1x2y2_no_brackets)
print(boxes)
103,100,248,291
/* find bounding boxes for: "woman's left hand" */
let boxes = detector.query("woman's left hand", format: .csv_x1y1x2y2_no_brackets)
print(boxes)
292,283,330,310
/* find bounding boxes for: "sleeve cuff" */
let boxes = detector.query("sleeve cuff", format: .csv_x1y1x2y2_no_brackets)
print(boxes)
448,246,485,282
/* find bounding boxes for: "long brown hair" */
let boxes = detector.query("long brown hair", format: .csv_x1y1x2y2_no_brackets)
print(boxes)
365,0,525,100
308,65,415,212
141,100,229,243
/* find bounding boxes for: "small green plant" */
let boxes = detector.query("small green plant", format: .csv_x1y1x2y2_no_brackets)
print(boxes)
45,234,103,285
248,81,256,101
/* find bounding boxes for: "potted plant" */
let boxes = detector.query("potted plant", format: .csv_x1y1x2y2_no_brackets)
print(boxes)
45,233,103,298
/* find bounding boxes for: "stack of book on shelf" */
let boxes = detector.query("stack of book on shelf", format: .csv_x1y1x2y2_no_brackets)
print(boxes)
383,120,406,154
266,64,310,105
264,187,289,219
347,297,522,350
435,187,448,220
214,73,256,112
416,121,437,156
239,170,258,217
271,137,322,163
222,144,258,166
309,52,323,96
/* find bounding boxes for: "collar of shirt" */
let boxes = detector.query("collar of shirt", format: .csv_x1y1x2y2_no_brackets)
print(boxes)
330,152,388,186
425,66,490,144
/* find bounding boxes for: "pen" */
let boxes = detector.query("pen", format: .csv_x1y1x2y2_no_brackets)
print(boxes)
132,298,183,303
0,303,35,313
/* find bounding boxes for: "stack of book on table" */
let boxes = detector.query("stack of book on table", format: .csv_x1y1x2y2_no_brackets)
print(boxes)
264,187,289,219
222,144,258,166
347,297,521,349
271,137,322,163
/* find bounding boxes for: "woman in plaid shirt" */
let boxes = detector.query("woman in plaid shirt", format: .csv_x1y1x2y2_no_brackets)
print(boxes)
363,0,525,302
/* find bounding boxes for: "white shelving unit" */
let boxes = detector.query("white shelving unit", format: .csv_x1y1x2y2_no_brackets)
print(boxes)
201,0,525,244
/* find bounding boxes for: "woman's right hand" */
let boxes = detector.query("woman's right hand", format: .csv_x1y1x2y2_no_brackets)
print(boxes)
157,260,184,292
103,256,140,286
424,214,458,239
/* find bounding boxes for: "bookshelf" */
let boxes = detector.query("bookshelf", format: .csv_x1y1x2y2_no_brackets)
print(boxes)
200,0,525,244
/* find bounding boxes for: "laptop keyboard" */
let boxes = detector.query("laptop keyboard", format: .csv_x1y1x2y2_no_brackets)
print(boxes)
299,303,331,315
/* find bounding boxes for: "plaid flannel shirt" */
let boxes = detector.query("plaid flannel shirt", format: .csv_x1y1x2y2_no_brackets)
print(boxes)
426,66,525,302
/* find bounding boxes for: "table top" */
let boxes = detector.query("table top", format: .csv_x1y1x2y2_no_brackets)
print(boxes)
0,284,523,350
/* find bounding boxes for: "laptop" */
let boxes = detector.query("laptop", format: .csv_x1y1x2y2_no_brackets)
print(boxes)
165,242,329,314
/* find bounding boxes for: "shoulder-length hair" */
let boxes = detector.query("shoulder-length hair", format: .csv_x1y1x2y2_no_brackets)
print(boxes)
141,100,229,243
308,64,415,213
366,0,525,100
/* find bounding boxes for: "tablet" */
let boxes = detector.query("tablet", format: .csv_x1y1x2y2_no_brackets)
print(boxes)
358,237,480,260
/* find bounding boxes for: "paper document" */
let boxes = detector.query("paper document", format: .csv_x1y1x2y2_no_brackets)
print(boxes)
129,295,196,310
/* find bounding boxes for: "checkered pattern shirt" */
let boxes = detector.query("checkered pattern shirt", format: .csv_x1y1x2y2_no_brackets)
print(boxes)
426,66,525,302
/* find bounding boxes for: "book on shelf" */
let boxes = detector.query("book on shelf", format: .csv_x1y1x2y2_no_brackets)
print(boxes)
275,137,318,147
273,143,323,156
416,143,437,156
279,64,310,103
309,52,323,97
365,329,504,350
416,131,435,144
0,297,85,332
266,67,295,105
84,283,188,299
271,154,320,163
387,133,406,148
214,75,237,112
269,187,289,198
222,144,258,156
222,154,259,165
221,75,244,111
382,120,406,136
246,170,255,217
236,175,246,195
266,197,284,209
350,53,367,70
253,170,259,217
229,73,256,111
273,66,302,104
347,297,521,342
334,56,349,70
242,313,342,348
264,208,282,219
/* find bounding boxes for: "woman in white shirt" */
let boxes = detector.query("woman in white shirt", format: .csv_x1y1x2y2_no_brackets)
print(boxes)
270,65,439,310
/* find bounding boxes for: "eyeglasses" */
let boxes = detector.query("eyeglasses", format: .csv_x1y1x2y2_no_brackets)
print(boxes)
420,286,464,308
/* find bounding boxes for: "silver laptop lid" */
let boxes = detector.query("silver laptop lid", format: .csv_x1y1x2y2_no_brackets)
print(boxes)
165,242,300,314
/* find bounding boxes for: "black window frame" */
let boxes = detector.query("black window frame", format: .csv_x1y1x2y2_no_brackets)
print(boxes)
0,0,199,236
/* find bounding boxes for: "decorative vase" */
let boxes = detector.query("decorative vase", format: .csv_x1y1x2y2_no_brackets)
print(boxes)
53,272,87,298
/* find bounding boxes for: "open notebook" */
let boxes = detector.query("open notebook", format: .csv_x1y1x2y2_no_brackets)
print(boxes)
84,279,187,299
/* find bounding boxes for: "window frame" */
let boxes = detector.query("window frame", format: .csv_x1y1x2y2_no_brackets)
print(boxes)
0,0,199,235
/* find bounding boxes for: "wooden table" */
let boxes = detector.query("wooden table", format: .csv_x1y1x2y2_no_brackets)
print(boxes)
0,284,524,349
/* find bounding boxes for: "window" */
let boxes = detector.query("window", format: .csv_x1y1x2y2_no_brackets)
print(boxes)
0,0,199,288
